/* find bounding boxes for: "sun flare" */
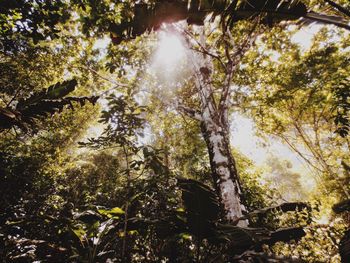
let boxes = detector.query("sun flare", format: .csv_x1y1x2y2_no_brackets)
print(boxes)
154,32,185,68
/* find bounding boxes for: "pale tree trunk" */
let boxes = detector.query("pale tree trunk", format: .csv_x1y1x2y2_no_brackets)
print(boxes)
196,63,247,226
179,64,247,225
178,25,259,226
200,114,247,225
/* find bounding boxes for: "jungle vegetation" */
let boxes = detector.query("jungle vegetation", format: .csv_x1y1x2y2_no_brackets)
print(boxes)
0,0,350,262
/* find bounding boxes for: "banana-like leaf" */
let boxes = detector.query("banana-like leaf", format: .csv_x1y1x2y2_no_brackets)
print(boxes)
240,202,310,221
17,79,77,109
109,0,350,45
268,227,305,244
0,79,98,132
140,178,306,259
333,199,350,214
228,0,307,24
20,96,99,119
174,179,306,246
0,107,21,129
175,178,221,238
73,210,102,224
216,224,305,246
324,0,350,19
215,224,262,248
303,12,350,31
177,178,221,222
153,214,188,238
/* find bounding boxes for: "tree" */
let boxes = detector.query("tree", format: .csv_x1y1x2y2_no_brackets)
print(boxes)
170,22,260,225
99,0,350,226
239,26,350,200
1,0,350,261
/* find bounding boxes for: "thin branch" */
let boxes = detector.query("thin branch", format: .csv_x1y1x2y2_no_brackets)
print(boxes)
97,85,122,97
279,134,323,172
189,47,226,71
182,29,227,71
324,0,350,18
219,21,259,113
6,88,21,107
81,65,130,88
177,103,203,121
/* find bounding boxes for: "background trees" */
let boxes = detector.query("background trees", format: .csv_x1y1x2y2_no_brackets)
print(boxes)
1,0,350,262
239,26,350,202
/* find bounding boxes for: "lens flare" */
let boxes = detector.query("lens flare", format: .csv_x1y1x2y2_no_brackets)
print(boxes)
154,32,185,68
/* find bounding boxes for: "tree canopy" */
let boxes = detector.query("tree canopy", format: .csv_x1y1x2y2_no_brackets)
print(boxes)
0,0,350,262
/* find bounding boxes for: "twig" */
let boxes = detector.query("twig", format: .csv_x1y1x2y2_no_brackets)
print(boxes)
6,88,21,107
189,47,226,71
81,65,130,88
324,0,350,18
182,28,227,71
177,103,203,121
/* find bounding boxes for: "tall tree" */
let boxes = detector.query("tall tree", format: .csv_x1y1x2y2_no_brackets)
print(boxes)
164,21,261,225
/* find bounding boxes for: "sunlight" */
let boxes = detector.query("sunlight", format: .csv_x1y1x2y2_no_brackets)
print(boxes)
147,30,189,96
153,31,185,68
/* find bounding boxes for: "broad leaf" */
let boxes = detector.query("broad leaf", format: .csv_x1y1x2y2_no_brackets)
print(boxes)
17,79,78,109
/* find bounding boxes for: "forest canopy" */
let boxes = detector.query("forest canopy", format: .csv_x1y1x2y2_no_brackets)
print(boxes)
0,0,350,262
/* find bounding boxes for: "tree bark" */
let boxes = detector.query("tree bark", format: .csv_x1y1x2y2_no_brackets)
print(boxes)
200,118,247,226
180,26,259,226
195,64,247,226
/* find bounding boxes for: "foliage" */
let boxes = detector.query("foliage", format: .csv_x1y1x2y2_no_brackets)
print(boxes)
1,0,350,262
79,93,145,151
333,78,350,137
239,26,350,200
0,0,71,52
151,178,309,261
105,0,349,44
0,79,98,132
332,181,350,263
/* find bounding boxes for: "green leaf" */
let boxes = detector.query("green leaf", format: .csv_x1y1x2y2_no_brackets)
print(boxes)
98,207,125,217
109,207,125,214
74,210,101,223
71,227,86,241
17,79,77,109
179,233,192,240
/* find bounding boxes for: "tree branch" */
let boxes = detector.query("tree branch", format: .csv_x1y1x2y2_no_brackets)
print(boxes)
81,65,130,88
219,22,259,114
177,103,203,121
324,0,350,18
183,28,227,71
189,47,227,71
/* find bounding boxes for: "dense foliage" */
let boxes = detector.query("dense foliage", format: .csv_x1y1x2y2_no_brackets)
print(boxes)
0,0,349,262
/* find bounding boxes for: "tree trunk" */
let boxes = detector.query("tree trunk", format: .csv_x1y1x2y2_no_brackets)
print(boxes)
200,109,247,226
181,27,258,226
196,65,247,226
